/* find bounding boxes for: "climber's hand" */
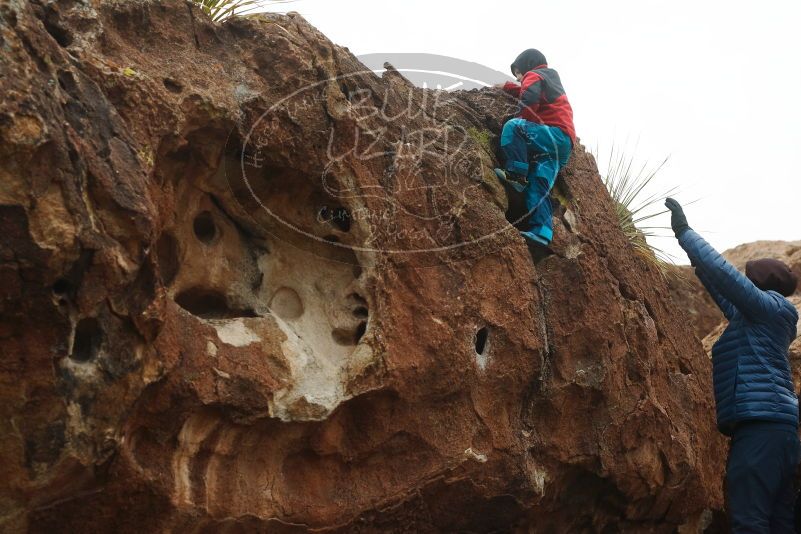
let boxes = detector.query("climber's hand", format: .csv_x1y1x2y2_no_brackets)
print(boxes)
664,197,690,237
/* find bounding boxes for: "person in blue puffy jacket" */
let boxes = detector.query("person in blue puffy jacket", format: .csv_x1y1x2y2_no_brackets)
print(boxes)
666,198,800,532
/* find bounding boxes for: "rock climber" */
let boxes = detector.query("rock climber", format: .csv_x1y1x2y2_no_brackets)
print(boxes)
665,197,800,532
494,48,576,247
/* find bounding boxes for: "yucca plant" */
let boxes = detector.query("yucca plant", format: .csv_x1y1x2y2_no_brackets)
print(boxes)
191,0,294,22
596,146,677,276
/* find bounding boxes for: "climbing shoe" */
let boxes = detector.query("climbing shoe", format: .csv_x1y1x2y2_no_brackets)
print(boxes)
494,168,527,193
520,230,550,247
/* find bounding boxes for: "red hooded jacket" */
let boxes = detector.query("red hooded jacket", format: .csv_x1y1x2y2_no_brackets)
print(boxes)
502,65,576,144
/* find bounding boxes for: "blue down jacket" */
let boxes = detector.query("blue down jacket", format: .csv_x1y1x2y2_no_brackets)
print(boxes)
679,229,799,435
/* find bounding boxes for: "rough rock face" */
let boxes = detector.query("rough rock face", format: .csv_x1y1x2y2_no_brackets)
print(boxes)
665,273,722,341
1,1,725,531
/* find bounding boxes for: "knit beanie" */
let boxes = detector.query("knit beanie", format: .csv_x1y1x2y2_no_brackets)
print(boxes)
745,258,798,297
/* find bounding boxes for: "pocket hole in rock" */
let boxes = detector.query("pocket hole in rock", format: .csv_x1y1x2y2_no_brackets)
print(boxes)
269,287,304,320
163,78,184,93
332,328,354,346
175,288,257,319
355,321,367,342
324,235,340,243
474,326,490,370
193,211,218,245
156,232,180,285
332,320,368,346
353,306,369,319
57,70,77,94
71,318,102,362
340,83,351,101
52,278,71,295
318,206,351,232
474,327,489,355
331,207,351,232
43,17,73,47
52,278,71,306
349,292,367,306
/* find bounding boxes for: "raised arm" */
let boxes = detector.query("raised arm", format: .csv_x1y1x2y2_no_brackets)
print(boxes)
678,229,780,320
500,81,521,97
665,199,781,322
693,262,736,320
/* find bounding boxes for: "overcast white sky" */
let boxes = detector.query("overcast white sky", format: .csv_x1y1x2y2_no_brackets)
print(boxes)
267,0,801,262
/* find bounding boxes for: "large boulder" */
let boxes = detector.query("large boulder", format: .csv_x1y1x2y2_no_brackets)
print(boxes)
0,1,724,531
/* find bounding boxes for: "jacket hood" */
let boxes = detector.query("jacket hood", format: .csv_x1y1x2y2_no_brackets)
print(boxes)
511,49,547,75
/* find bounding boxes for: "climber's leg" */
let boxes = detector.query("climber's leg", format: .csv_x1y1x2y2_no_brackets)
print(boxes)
522,172,554,243
499,118,531,178
519,124,572,242
769,429,800,533
726,421,800,533
524,123,573,169
770,472,797,534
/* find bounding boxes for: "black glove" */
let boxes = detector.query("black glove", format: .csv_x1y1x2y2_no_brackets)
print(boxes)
664,198,690,237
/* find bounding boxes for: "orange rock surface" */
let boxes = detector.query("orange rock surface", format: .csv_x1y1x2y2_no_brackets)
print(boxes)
0,1,726,531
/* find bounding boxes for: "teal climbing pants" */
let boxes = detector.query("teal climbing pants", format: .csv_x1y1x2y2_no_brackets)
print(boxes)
500,118,572,241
